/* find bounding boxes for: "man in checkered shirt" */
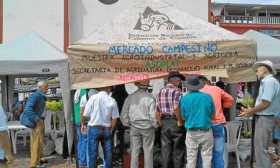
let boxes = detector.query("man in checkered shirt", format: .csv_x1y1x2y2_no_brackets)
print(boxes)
156,71,186,168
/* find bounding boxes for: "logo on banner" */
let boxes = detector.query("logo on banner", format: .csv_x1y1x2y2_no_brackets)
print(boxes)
98,0,118,5
134,7,183,31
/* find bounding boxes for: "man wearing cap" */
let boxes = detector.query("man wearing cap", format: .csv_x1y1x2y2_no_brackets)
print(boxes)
180,76,215,168
20,81,48,168
83,86,119,168
197,75,233,168
240,60,280,168
156,71,186,168
121,80,158,168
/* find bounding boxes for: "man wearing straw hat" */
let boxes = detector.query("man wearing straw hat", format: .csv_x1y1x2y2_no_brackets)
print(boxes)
240,60,280,168
156,71,186,168
180,76,215,168
121,80,158,168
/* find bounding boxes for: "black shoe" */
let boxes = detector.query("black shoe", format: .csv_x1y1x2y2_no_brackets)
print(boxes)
0,159,5,163
39,159,48,164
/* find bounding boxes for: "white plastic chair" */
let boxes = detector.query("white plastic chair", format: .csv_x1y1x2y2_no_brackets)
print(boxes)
14,129,29,147
225,121,242,168
6,112,14,121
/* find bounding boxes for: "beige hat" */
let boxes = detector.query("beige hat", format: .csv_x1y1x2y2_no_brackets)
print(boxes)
253,60,277,75
135,80,151,88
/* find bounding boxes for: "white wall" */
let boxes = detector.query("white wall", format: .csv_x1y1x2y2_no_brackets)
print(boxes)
3,0,64,50
70,0,209,43
3,0,209,48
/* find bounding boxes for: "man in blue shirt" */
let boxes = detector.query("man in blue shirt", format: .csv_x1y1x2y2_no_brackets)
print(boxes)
180,76,215,168
240,60,280,168
20,81,48,168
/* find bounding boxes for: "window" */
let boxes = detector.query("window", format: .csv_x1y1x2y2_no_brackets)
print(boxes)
228,10,245,16
270,13,280,17
258,12,266,16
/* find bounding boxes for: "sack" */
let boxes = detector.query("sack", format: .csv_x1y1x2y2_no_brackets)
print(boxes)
43,135,55,156
20,113,37,128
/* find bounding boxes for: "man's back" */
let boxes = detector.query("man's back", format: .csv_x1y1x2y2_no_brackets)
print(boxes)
121,89,157,129
21,90,46,124
157,84,181,115
180,91,214,129
201,85,233,124
84,91,119,127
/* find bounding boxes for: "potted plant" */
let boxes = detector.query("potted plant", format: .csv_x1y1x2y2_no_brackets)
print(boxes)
45,100,63,130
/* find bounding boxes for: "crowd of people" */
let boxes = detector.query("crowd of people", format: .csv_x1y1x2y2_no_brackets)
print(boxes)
0,60,280,168
72,60,280,168
72,69,234,168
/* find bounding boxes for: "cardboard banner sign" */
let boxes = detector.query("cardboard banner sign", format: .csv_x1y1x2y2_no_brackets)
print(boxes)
68,40,256,89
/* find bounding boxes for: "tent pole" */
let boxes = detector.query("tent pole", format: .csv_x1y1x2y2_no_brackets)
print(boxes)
0,76,8,111
5,76,9,112
7,76,15,115
250,79,260,168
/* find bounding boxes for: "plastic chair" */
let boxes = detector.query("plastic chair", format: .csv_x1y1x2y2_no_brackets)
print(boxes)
6,112,14,121
225,121,242,168
14,129,30,147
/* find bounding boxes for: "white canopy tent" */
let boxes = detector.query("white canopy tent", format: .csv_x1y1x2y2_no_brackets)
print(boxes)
68,0,256,88
243,30,280,69
0,32,73,155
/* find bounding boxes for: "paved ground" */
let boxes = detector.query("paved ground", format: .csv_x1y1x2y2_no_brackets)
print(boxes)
0,138,268,168
0,152,252,168
0,138,75,168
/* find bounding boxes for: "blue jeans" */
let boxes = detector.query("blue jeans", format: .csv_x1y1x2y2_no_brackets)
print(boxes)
87,127,112,168
196,124,225,168
76,125,87,166
212,124,225,168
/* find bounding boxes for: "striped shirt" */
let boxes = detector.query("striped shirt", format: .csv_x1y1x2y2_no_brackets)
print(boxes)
156,83,181,116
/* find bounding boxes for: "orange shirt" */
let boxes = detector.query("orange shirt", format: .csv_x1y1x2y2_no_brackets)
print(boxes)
201,85,234,124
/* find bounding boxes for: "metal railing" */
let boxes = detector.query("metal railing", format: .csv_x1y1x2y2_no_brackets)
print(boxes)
221,16,280,24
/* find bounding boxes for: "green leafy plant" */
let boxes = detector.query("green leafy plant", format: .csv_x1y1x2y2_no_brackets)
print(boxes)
241,96,254,108
46,100,63,112
241,130,252,138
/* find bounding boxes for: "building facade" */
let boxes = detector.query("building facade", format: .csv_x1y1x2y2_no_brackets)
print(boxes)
211,0,280,38
70,0,210,43
0,0,210,50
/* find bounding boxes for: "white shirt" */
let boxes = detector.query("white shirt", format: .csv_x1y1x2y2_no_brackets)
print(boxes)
80,89,98,108
84,91,119,127
255,74,280,116
80,95,88,108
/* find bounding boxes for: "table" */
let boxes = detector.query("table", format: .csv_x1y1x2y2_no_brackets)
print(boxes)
7,121,30,154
